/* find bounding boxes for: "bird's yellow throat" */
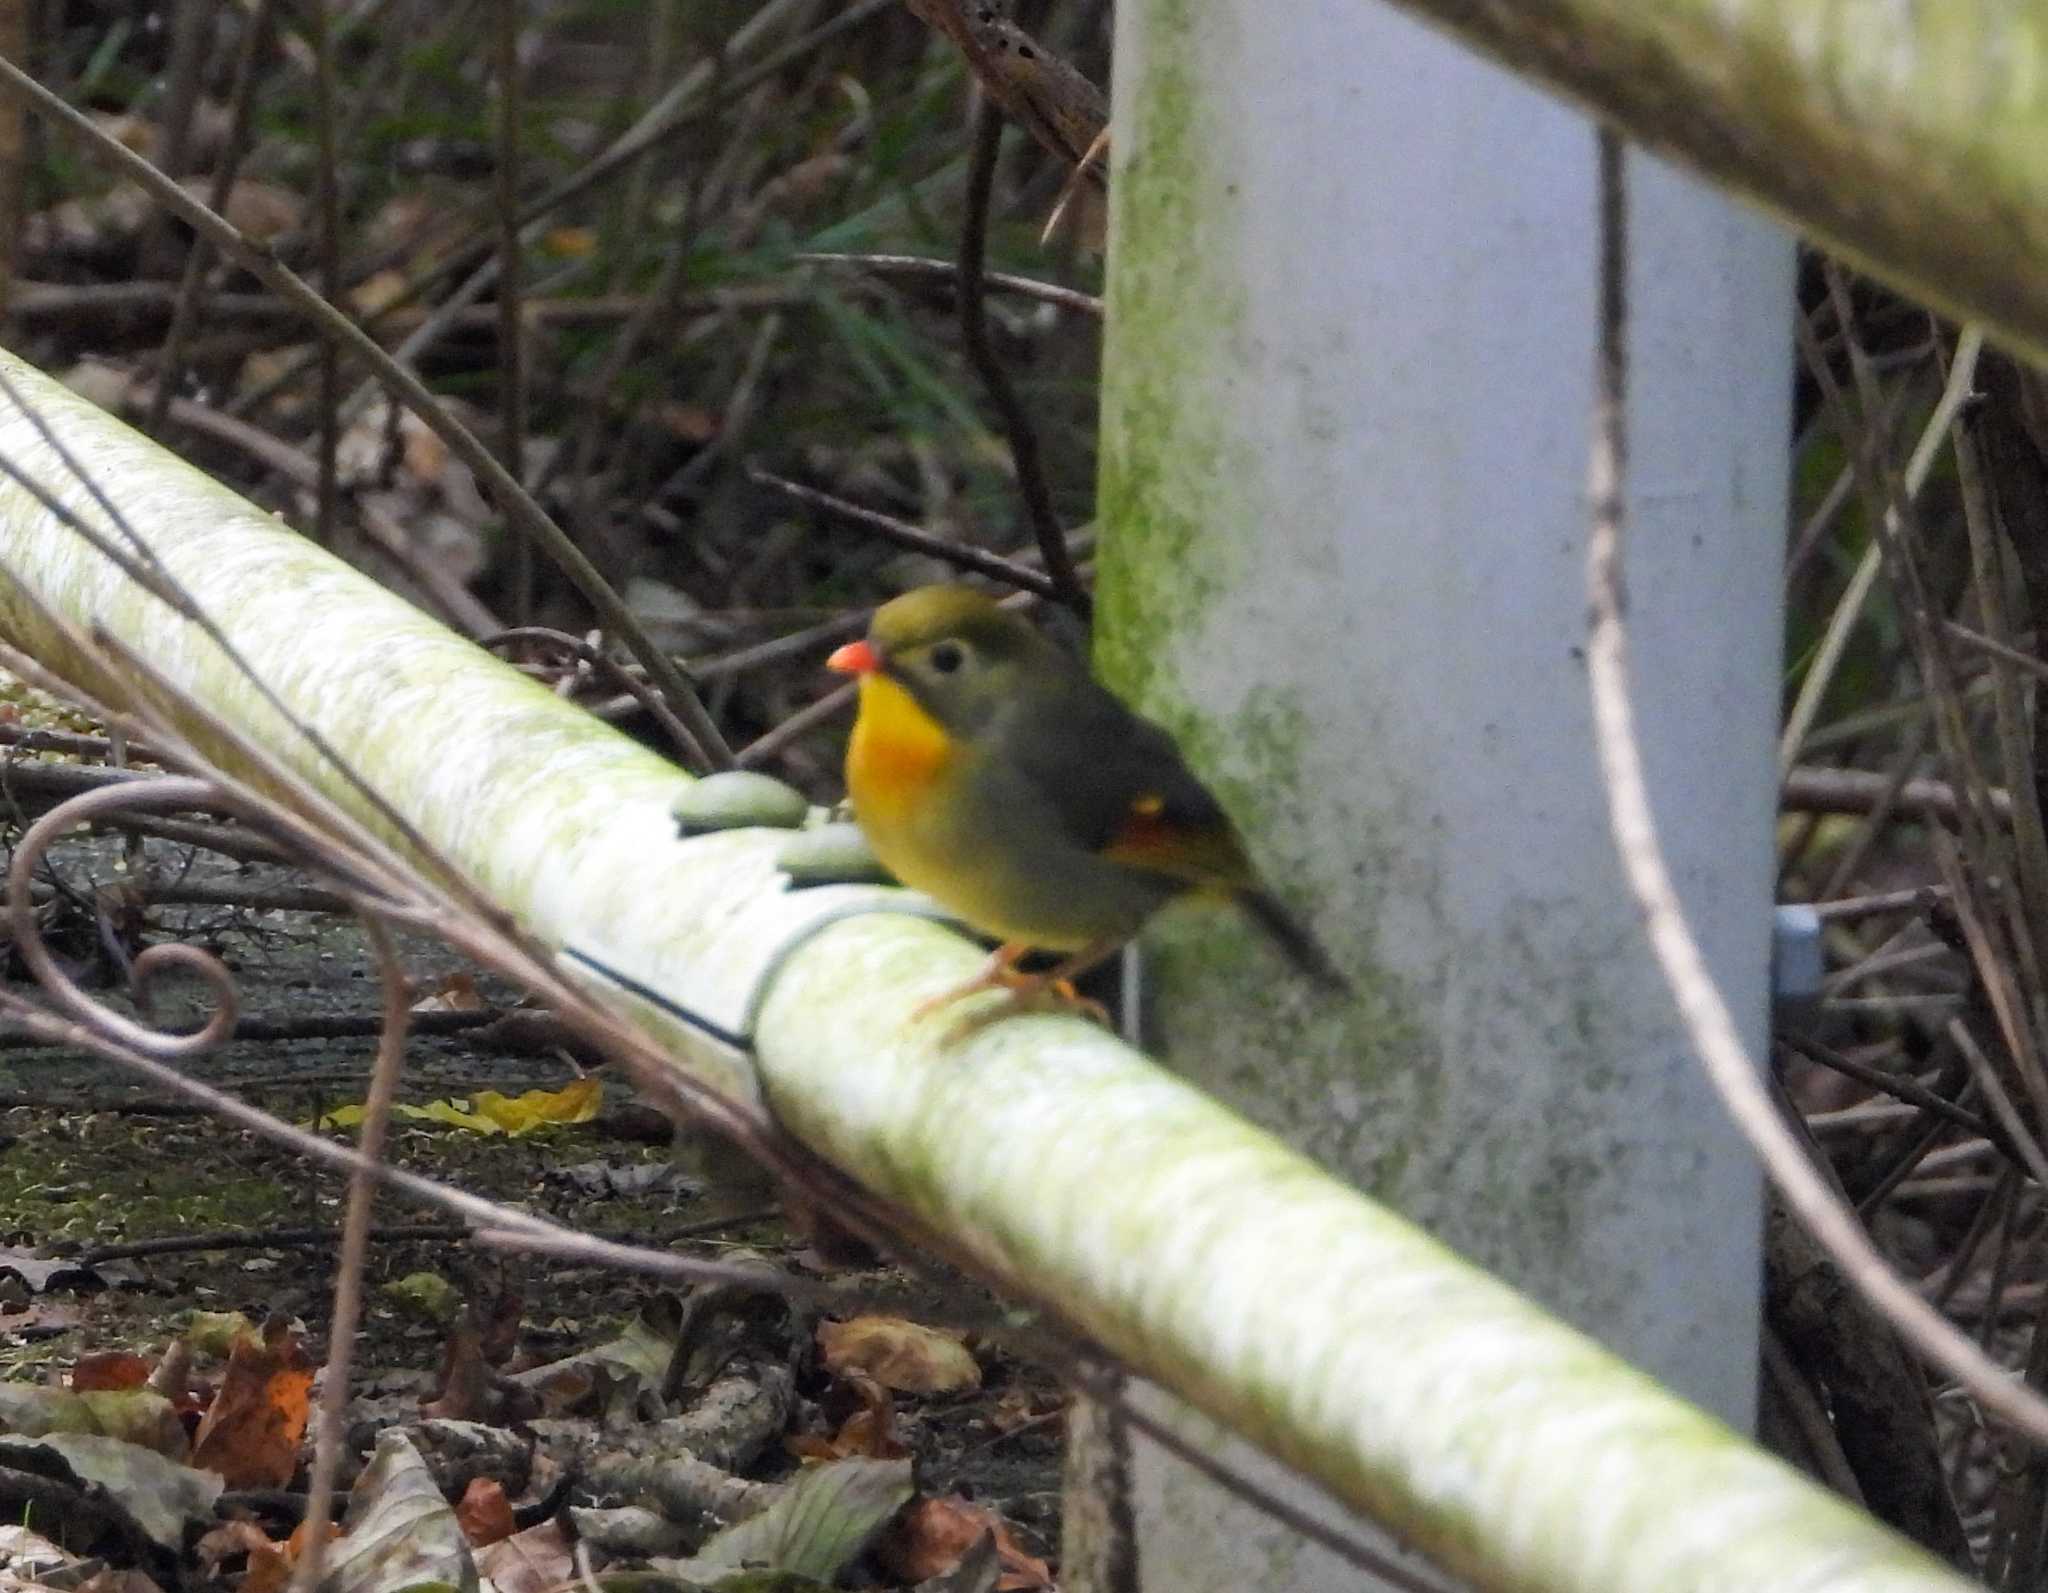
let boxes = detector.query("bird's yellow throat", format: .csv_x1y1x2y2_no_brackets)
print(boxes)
846,671,953,829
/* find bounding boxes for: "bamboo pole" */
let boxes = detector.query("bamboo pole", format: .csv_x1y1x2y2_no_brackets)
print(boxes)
0,352,1975,1591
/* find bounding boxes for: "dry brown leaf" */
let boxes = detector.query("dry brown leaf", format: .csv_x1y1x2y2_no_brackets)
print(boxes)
196,178,302,240
188,1316,313,1488
71,1350,153,1391
240,1541,290,1593
818,1315,980,1394
412,970,484,1013
76,1570,166,1593
902,0,1106,171
193,1519,273,1573
349,269,412,318
787,1371,907,1462
423,1306,539,1425
878,1496,1052,1590
989,1388,1067,1435
456,1476,515,1547
474,1518,575,1593
422,1315,493,1422
238,1517,337,1593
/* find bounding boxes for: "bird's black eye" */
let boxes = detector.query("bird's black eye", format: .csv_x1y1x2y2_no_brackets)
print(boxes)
929,641,965,675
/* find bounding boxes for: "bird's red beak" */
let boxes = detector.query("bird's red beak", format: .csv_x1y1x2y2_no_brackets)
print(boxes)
827,640,880,676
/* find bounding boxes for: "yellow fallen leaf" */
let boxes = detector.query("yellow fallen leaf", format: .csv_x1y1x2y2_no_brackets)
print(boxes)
471,1079,603,1134
313,1079,601,1137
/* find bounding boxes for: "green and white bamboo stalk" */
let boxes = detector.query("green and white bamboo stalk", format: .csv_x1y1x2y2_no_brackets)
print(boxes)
0,352,1976,1591
1371,0,2048,363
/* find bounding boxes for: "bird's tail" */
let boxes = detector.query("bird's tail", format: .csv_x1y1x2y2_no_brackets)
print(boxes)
1238,889,1351,995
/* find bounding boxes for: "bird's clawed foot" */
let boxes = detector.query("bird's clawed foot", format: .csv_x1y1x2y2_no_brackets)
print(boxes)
911,942,1115,1027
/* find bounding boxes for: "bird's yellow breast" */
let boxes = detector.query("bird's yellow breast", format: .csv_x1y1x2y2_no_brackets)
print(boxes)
845,672,955,838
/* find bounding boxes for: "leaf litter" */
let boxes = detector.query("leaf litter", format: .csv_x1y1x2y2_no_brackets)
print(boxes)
0,871,1066,1591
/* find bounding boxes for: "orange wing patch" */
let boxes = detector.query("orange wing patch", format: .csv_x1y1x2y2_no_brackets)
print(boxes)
1099,792,1245,885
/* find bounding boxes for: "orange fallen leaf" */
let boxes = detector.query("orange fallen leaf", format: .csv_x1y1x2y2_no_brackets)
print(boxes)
412,971,484,1013
457,1475,515,1546
818,1316,980,1394
241,1517,339,1593
72,1350,153,1391
879,1496,1052,1590
241,1541,290,1593
189,1316,313,1488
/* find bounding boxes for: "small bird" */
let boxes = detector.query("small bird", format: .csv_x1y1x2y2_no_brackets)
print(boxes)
827,586,1347,1014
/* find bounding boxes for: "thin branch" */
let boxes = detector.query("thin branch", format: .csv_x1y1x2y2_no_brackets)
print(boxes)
1775,1032,2006,1154
1946,619,2048,685
958,100,1089,616
795,251,1102,317
735,681,855,769
145,0,278,437
748,466,1060,598
1811,886,1950,922
496,0,530,624
308,0,341,547
1778,327,1983,772
1783,764,2011,823
76,1224,471,1266
291,919,406,1593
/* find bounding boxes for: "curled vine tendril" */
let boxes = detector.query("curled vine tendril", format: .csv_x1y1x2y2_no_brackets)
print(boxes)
8,775,252,1057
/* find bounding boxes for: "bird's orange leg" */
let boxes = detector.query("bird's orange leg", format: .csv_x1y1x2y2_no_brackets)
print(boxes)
911,941,1118,1025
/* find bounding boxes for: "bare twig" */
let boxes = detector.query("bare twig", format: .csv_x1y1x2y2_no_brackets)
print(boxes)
1783,765,2011,823
293,918,407,1593
958,100,1089,616
735,681,854,768
1811,886,1951,922
308,0,341,547
76,1224,471,1266
1776,1032,2005,1153
146,0,279,437
496,0,530,624
1778,328,1983,771
235,0,886,424
795,251,1102,317
477,627,706,767
748,466,1060,598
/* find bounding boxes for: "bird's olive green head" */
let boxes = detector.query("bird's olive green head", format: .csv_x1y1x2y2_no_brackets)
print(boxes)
854,585,1068,737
